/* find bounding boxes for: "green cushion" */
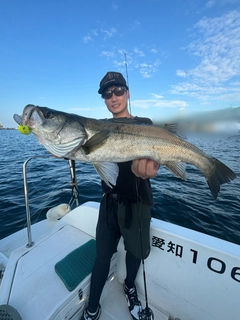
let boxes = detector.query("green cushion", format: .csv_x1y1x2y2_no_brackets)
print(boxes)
55,239,96,291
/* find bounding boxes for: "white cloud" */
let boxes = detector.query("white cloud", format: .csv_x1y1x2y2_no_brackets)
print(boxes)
131,98,188,109
113,59,126,68
169,82,228,100
134,47,145,57
189,10,240,83
83,35,92,43
176,70,187,78
101,28,117,38
206,0,215,8
83,29,98,43
150,49,158,54
151,93,164,99
101,51,115,58
218,92,240,102
230,81,240,87
129,20,141,31
91,29,98,36
171,10,240,102
83,26,162,79
136,59,161,78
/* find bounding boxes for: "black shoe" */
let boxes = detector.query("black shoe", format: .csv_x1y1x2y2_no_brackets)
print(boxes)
123,283,142,320
81,305,101,320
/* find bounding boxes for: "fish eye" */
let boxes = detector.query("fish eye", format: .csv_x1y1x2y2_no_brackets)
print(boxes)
45,110,54,119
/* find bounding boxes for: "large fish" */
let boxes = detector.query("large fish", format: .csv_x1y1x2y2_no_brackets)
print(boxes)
14,104,236,199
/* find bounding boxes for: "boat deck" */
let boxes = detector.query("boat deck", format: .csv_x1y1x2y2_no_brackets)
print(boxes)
101,278,168,320
2,201,240,320
0,215,169,320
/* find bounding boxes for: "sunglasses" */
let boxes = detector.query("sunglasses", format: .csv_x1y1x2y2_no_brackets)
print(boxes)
102,86,127,99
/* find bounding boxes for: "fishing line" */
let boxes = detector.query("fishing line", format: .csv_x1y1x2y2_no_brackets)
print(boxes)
135,178,154,320
26,158,70,223
68,159,80,207
124,53,132,115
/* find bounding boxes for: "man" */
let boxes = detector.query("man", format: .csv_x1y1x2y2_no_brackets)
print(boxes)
81,72,159,320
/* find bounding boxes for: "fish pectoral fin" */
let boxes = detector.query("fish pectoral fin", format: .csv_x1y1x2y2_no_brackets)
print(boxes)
93,162,119,188
46,138,83,157
165,161,187,180
82,130,110,155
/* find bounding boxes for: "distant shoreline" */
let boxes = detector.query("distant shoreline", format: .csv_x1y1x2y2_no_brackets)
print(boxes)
0,128,17,130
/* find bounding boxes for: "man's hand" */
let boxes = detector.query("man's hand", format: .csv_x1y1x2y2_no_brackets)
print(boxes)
131,159,160,179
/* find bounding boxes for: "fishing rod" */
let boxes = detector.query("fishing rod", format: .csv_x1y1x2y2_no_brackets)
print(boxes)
135,179,154,320
125,55,154,319
125,56,154,318
138,202,154,320
68,159,80,208
124,53,132,115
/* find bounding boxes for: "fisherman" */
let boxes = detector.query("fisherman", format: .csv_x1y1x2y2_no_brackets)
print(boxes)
81,72,159,320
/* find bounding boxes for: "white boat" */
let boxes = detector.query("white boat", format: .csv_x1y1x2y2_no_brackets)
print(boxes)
0,157,239,320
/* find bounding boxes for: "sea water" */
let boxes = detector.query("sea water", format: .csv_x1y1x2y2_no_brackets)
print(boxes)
0,130,239,244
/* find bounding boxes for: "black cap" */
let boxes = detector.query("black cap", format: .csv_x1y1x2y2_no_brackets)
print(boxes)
98,71,129,94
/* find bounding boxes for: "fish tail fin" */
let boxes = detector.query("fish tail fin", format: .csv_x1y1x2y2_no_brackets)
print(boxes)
207,157,236,200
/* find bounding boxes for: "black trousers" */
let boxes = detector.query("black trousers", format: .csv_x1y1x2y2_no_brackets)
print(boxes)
87,194,151,313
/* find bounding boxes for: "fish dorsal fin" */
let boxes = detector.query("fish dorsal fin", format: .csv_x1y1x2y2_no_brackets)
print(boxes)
45,138,83,157
165,161,187,180
82,130,110,155
164,123,178,134
93,162,119,187
164,123,186,139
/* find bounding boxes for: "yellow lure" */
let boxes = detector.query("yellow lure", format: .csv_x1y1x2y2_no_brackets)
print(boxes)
18,125,31,135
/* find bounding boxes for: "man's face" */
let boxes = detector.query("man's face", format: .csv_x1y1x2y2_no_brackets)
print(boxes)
104,86,129,117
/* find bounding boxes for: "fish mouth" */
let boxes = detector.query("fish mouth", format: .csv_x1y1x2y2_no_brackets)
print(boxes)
13,113,23,125
22,105,43,128
14,104,42,128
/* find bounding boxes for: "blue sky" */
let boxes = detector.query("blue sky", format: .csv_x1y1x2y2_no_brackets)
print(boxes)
1,0,240,127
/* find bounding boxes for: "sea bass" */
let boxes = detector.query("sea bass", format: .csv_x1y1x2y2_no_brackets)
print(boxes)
14,104,236,199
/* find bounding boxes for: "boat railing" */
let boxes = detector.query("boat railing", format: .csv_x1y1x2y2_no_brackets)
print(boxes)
23,155,79,248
